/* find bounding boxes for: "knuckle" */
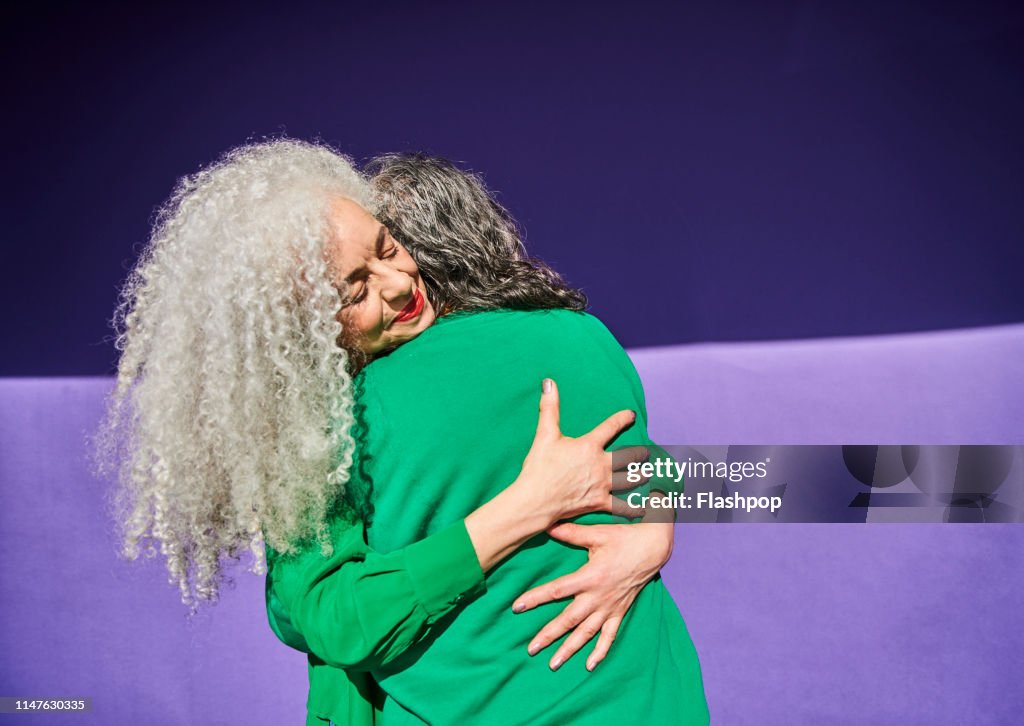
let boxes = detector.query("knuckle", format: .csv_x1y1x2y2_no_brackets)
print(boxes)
565,603,590,624
536,627,556,644
552,618,574,635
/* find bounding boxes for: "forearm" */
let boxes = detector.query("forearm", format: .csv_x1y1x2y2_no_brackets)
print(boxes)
464,478,554,572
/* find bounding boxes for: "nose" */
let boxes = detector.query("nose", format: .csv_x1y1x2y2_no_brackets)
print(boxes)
375,261,414,305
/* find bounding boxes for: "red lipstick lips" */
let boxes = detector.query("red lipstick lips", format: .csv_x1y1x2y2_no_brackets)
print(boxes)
393,288,424,324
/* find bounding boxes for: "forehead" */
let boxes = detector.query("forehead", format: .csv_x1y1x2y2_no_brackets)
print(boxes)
328,196,378,242
326,196,380,275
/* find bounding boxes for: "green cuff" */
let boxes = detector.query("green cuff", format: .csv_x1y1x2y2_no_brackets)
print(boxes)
404,519,486,618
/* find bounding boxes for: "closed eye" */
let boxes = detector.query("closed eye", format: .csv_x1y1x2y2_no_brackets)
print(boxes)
345,283,367,306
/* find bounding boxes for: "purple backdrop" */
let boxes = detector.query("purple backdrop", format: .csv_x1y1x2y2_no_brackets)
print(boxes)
3,1,1023,375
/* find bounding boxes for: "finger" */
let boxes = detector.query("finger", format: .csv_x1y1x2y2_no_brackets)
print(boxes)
585,615,624,671
608,494,645,518
545,522,603,549
611,445,650,471
612,469,650,489
527,600,590,657
582,409,636,448
533,378,561,442
512,569,588,613
549,612,606,671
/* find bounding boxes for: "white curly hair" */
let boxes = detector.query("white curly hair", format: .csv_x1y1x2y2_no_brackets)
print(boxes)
92,138,375,613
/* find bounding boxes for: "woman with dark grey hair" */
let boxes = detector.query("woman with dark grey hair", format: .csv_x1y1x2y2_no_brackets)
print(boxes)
365,153,587,321
98,140,707,726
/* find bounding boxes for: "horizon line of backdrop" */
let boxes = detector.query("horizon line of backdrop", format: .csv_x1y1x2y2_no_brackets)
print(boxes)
3,0,1022,376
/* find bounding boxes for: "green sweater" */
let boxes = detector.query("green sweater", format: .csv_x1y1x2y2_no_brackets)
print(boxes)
265,309,708,725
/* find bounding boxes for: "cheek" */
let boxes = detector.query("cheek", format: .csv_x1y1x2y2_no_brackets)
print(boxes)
396,249,421,277
336,306,364,340
339,305,387,352
342,308,367,334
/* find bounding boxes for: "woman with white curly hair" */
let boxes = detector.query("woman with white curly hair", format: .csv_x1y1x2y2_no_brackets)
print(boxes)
96,139,708,725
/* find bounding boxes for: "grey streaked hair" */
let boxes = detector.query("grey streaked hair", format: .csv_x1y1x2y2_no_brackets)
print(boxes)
92,138,373,613
366,153,587,316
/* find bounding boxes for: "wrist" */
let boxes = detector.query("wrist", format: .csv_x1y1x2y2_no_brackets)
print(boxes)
636,521,674,567
655,522,675,565
465,480,554,573
505,476,558,533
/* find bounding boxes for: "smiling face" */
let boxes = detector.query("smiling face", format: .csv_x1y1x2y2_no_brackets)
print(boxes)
325,196,436,355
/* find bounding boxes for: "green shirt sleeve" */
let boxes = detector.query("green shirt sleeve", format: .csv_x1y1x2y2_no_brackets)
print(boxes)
265,515,486,672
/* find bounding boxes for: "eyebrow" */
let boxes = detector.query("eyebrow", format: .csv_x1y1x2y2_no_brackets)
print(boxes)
344,226,387,284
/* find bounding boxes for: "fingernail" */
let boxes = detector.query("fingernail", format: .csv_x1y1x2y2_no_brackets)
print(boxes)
512,602,525,613
550,655,563,671
542,378,552,394
586,657,596,671
629,410,636,420
528,641,540,656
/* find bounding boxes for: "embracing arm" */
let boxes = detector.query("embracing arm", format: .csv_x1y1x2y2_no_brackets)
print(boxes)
265,379,644,671
267,517,488,671
265,485,556,670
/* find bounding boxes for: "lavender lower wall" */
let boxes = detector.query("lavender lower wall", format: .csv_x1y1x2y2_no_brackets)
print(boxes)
1,324,1021,724
639,324,1024,724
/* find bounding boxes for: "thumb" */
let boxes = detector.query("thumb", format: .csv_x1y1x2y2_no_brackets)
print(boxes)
533,378,561,442
546,521,601,548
